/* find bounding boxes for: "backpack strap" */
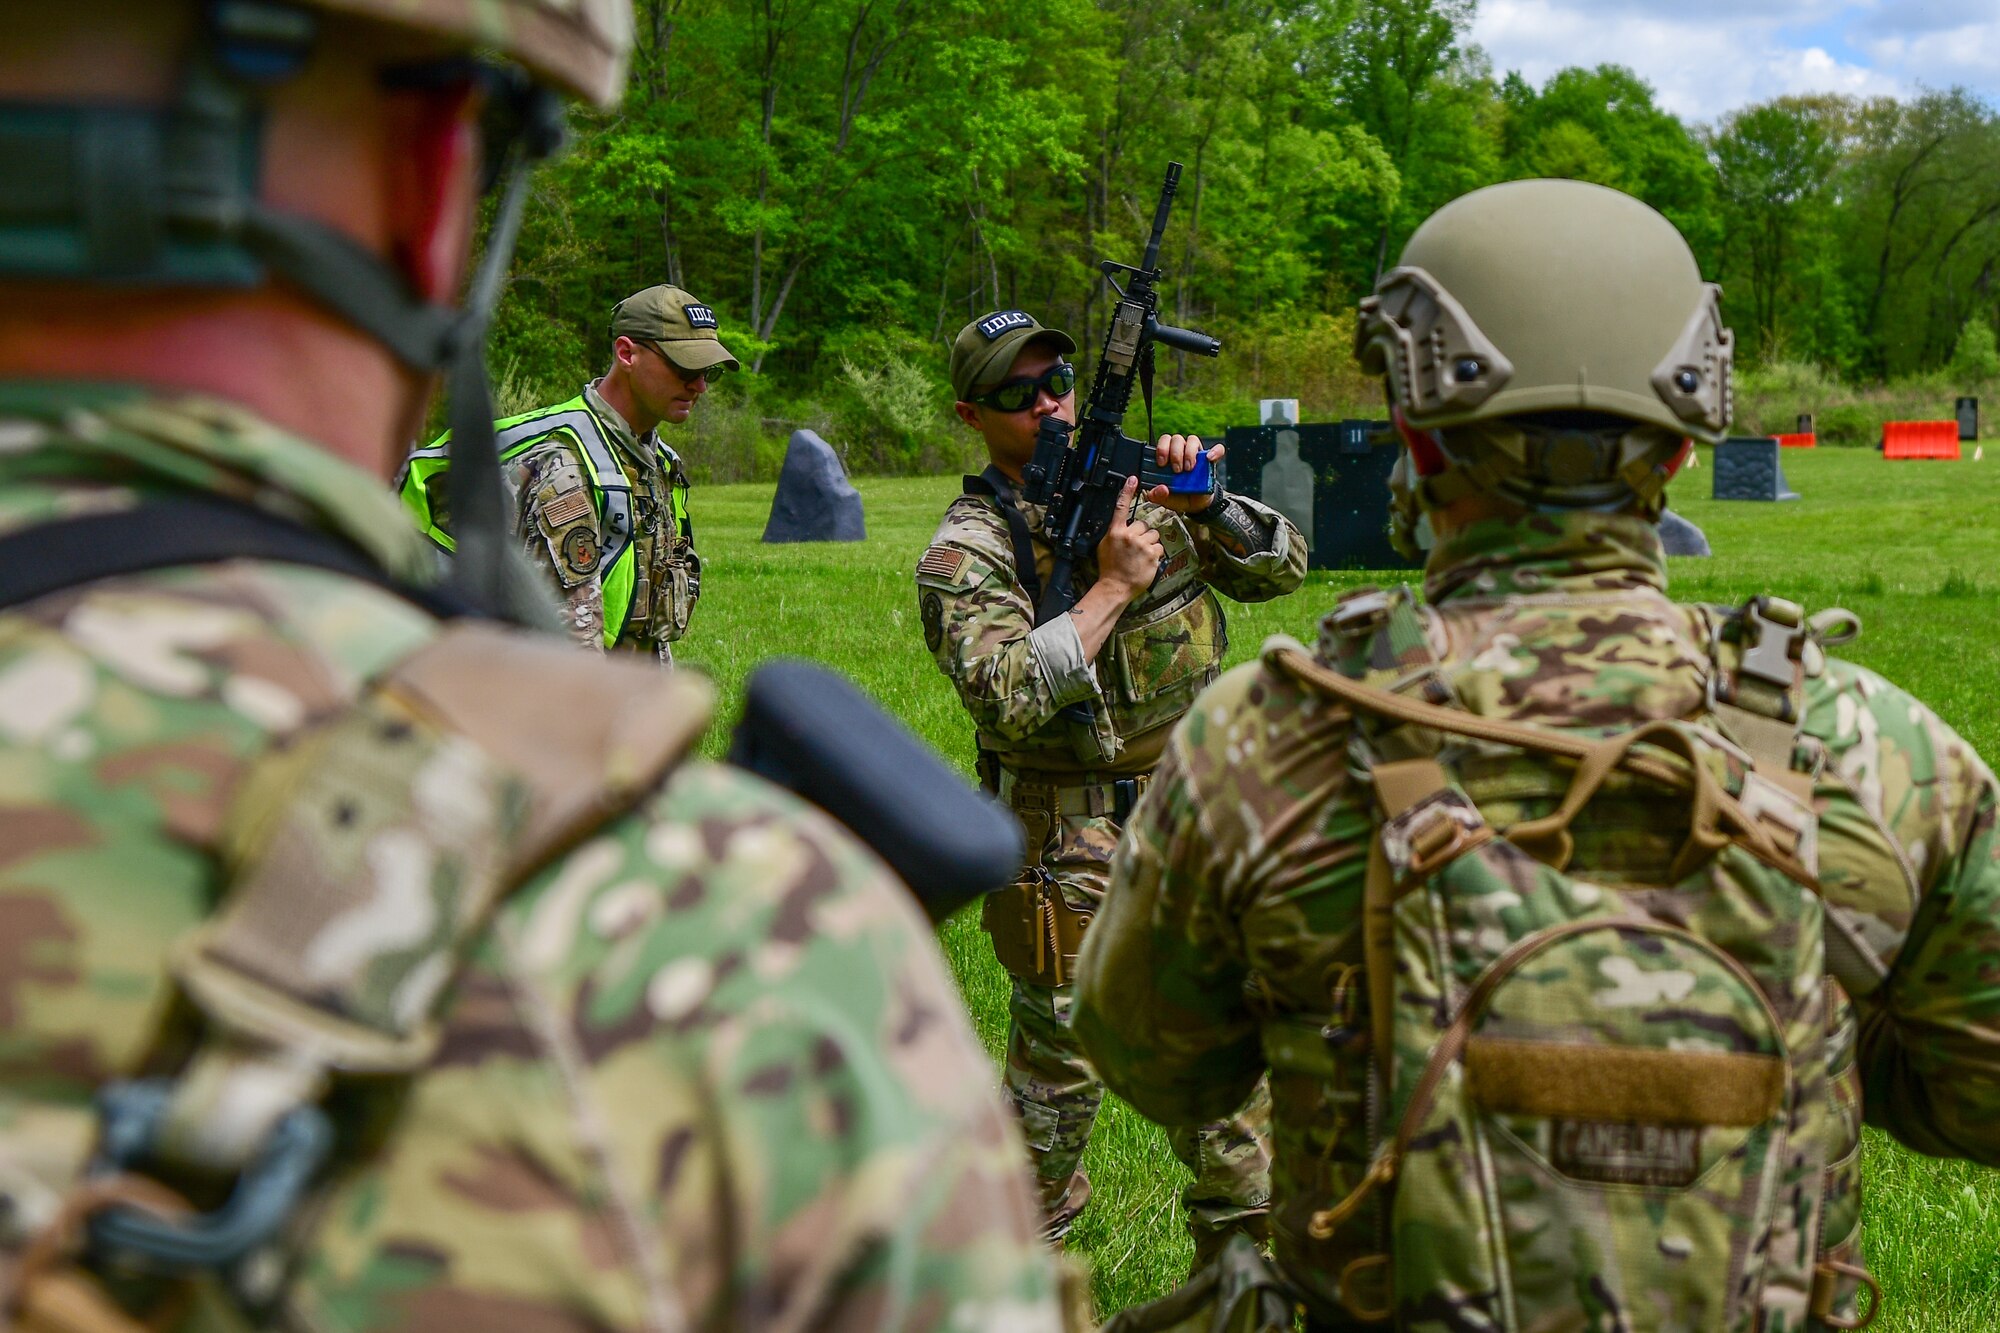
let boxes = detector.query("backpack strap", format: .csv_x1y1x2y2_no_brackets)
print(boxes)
1362,758,1452,1080
1705,596,1815,802
14,624,711,1321
0,497,472,618
1264,637,1818,889
962,467,1043,611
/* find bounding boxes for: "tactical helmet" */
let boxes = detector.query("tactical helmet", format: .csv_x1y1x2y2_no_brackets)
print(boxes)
306,0,632,107
0,0,632,624
1358,180,1729,529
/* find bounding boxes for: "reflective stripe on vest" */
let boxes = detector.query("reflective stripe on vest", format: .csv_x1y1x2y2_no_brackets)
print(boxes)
398,400,640,648
495,408,638,647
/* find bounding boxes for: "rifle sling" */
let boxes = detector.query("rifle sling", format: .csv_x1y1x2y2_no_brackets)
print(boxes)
963,466,1044,613
0,497,474,618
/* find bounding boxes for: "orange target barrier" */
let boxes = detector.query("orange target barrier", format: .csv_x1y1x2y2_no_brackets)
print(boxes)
1883,421,1961,459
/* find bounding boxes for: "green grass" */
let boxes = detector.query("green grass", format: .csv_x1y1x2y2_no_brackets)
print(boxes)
671,445,2000,1328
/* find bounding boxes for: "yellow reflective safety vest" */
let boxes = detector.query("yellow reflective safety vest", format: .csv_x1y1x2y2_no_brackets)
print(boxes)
398,394,694,648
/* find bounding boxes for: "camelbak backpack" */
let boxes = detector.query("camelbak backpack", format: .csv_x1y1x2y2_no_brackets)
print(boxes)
1262,585,1881,1333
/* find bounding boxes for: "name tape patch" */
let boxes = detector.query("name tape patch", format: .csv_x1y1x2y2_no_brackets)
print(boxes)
1551,1119,1703,1188
682,303,719,330
977,310,1033,341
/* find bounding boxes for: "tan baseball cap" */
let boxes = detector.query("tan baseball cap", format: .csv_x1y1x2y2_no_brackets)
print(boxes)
950,310,1077,401
610,285,741,373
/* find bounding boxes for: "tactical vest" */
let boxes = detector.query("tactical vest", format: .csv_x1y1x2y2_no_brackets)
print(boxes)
961,475,1228,776
1259,585,1884,1332
400,395,698,648
0,501,711,1332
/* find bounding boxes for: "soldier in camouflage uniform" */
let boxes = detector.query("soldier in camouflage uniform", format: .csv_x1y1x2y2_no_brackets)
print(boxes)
0,5,1066,1330
400,285,730,664
1075,179,2000,1329
918,310,1306,1254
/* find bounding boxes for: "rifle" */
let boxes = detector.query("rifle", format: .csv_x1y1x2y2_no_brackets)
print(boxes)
1019,161,1222,628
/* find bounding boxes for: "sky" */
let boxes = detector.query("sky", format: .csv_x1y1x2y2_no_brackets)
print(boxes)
1471,0,2000,122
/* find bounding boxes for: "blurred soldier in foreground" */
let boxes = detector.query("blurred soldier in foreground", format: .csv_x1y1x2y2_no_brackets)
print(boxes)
0,4,1065,1329
400,285,730,664
1077,179,2000,1329
917,310,1305,1255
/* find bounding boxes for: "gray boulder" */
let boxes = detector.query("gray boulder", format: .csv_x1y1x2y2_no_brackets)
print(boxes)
762,429,865,543
1659,508,1711,557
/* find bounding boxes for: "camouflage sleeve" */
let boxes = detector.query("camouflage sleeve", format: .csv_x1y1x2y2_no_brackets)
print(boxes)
1808,657,2000,1164
1186,493,1308,603
293,759,1065,1331
917,538,1101,743
1073,662,1290,1127
507,436,606,651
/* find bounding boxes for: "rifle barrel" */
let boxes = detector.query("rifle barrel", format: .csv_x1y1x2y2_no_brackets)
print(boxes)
1139,162,1181,275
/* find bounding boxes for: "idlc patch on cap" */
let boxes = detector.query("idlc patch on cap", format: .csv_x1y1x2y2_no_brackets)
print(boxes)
683,303,719,329
977,310,1033,341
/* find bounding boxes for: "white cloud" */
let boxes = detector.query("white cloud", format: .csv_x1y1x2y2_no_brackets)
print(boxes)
1853,0,1995,38
1472,0,1925,122
1854,18,2000,95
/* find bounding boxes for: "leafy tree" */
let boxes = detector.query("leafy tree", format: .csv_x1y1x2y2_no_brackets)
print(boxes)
474,0,2000,452
1326,0,1486,279
1950,317,2000,385
1501,65,1718,261
1711,97,1841,355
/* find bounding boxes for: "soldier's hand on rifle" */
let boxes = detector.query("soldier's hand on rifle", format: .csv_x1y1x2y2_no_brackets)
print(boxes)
1144,434,1227,514
1096,475,1166,600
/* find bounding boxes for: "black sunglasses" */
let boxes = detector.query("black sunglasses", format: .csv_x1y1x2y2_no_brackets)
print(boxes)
972,362,1076,412
639,341,727,382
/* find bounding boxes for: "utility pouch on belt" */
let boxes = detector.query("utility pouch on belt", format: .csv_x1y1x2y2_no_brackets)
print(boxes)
979,771,1144,987
985,787,1087,986
982,870,1093,989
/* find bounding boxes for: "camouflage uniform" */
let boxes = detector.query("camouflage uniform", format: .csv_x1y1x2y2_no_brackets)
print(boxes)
0,383,1067,1331
1074,509,2000,1325
918,477,1305,1250
400,380,701,664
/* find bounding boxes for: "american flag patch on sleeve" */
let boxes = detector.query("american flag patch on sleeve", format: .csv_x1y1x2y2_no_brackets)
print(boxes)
541,489,594,528
917,545,970,586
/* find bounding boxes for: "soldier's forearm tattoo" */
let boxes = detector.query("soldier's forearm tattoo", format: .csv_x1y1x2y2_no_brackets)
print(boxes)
1190,494,1276,559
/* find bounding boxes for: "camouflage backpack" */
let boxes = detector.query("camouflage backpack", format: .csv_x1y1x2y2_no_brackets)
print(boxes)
1260,586,1882,1332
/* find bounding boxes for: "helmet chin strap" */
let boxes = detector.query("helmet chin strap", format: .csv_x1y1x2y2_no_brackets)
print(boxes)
0,0,565,625
433,151,562,625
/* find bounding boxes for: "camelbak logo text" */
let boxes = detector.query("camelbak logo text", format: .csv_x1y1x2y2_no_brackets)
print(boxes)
978,310,1033,340
1552,1119,1702,1187
682,304,719,329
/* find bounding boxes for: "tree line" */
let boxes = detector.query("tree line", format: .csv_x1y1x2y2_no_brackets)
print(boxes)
484,0,2000,467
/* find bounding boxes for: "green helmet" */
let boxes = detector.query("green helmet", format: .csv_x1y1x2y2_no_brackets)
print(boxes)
1359,179,1730,525
309,0,633,108
0,0,629,622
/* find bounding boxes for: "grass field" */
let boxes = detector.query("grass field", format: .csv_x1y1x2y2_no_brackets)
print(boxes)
671,445,2000,1328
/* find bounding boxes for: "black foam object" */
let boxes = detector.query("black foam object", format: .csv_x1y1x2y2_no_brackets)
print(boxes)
1712,438,1800,502
762,429,866,543
1223,419,1420,571
728,659,1024,925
